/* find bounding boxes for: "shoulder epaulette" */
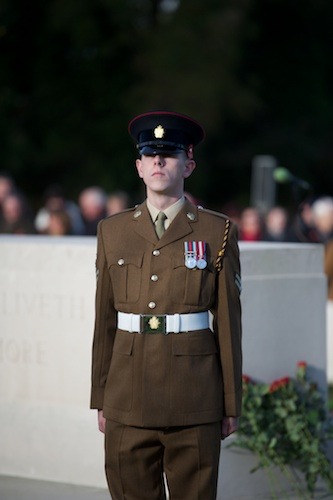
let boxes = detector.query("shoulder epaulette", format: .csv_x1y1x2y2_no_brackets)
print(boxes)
197,206,229,221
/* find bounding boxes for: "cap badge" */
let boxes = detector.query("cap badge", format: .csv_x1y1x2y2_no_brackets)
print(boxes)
154,125,165,139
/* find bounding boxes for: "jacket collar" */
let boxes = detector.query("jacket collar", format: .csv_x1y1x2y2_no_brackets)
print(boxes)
132,198,198,247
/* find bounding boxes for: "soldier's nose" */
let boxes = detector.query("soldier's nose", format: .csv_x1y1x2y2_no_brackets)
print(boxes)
154,155,164,166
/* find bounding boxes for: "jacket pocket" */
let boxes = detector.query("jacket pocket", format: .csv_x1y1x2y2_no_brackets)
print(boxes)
107,252,143,304
170,333,222,413
170,257,216,307
104,333,134,412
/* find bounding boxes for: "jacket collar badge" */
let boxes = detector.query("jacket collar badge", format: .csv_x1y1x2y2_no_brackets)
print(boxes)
186,212,196,221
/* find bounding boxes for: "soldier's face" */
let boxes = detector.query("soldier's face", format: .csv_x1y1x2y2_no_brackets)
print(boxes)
136,153,195,197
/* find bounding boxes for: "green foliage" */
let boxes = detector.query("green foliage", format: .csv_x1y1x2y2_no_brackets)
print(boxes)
232,363,333,496
329,385,333,412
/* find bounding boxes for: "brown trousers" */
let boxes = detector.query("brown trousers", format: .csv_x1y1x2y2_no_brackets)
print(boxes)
105,420,221,500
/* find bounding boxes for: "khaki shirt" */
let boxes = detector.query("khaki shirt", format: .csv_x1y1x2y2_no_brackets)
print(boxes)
90,199,242,427
147,196,185,232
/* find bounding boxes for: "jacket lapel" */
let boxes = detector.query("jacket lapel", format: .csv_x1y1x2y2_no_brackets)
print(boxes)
132,202,158,244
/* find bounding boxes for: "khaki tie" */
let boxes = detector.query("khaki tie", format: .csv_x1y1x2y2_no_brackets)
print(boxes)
155,211,167,238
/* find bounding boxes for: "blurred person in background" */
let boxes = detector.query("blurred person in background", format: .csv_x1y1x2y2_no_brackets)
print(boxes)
0,191,35,234
46,210,72,236
0,171,16,223
311,196,333,382
106,190,130,216
79,186,107,235
262,206,292,242
238,207,263,241
292,198,319,243
311,197,333,244
35,184,84,235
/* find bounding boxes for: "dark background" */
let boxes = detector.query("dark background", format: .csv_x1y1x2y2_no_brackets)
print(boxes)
1,0,332,210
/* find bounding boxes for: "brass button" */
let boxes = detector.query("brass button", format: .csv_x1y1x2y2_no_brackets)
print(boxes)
151,275,158,282
153,250,160,256
148,301,156,309
118,258,125,266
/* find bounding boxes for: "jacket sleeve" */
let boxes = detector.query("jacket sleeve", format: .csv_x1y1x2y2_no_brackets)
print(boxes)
213,221,242,417
90,221,117,410
324,240,333,300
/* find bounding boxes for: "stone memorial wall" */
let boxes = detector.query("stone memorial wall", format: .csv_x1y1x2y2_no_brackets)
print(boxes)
0,236,328,490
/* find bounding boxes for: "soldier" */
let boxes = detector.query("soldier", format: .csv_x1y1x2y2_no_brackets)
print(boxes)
90,111,242,499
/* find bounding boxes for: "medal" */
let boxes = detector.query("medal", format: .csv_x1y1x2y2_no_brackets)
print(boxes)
184,241,197,269
196,241,207,269
197,258,207,269
186,256,197,269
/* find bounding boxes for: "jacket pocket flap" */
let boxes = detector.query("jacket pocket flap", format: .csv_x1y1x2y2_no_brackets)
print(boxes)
107,252,143,268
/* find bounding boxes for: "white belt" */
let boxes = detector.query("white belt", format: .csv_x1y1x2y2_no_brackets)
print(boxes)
117,311,210,334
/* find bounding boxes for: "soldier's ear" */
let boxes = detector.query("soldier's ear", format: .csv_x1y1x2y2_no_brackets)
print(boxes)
183,159,196,179
136,158,144,179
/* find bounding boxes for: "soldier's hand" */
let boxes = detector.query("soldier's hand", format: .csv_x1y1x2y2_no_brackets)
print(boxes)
98,410,106,433
221,416,239,440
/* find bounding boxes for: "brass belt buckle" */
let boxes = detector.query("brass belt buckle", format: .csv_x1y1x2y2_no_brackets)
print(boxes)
141,315,167,334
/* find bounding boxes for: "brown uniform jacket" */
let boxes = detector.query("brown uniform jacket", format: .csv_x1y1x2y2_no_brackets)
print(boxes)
90,199,242,428
325,240,333,300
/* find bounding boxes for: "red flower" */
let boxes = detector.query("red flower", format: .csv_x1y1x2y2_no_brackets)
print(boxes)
280,377,290,386
242,374,251,384
269,377,290,393
297,361,307,369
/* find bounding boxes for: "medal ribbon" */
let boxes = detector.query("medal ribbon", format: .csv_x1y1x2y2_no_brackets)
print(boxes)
184,241,207,268
197,241,206,260
184,241,196,257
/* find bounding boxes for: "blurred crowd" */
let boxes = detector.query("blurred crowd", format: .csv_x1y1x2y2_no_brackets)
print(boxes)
0,171,131,237
230,199,333,304
233,201,333,248
0,171,332,245
0,170,332,300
